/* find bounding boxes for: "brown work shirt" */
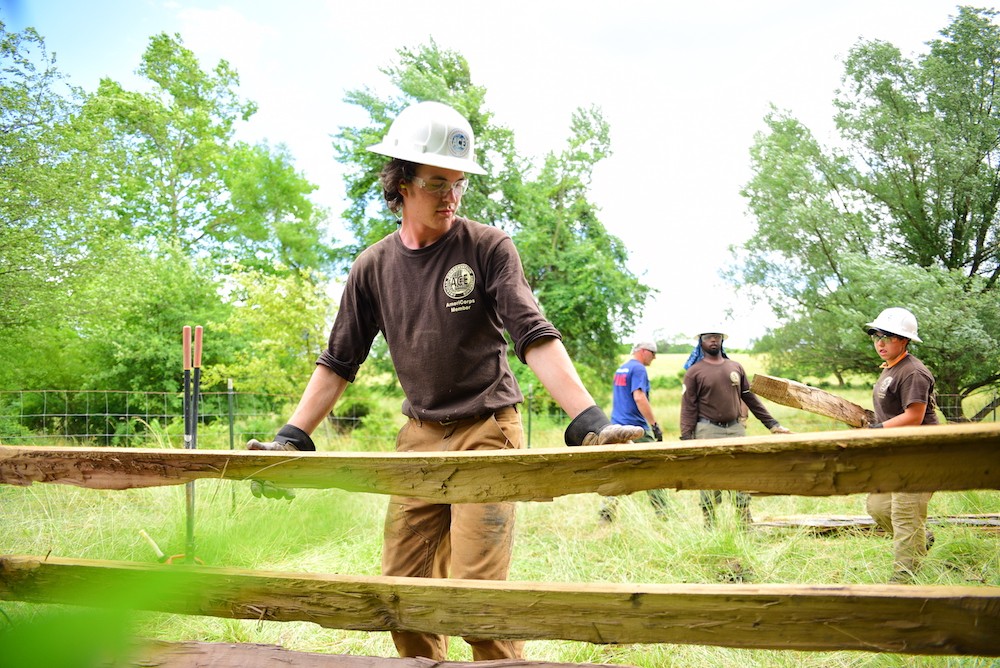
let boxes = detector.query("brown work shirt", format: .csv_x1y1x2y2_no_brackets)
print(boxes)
873,353,939,425
317,217,560,422
680,358,779,438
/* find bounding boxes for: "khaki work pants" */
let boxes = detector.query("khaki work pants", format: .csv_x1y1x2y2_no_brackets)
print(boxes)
381,406,524,661
866,491,933,578
695,421,752,524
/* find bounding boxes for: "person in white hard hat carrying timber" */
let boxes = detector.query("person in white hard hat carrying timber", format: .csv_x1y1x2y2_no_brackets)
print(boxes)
680,329,791,528
863,307,939,583
246,101,643,661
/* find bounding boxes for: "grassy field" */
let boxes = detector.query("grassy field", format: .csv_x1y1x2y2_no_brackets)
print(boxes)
2,353,998,667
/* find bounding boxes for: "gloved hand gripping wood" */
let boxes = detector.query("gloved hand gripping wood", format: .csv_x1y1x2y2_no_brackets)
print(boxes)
564,405,645,446
247,424,315,500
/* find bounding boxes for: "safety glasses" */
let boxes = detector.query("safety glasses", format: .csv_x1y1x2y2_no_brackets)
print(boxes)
411,176,469,198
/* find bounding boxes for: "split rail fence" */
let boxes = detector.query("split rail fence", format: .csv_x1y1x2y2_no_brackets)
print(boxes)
2,422,1000,666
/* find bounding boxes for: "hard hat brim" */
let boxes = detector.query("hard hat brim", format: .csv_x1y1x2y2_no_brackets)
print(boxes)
367,143,487,175
864,322,921,343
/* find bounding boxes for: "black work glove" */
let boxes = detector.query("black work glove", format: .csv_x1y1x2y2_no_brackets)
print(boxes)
651,423,663,441
565,405,644,446
247,424,315,501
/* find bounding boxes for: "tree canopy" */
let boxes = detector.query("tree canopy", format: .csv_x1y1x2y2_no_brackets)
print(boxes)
0,26,334,400
84,33,334,273
0,25,113,333
735,6,1000,416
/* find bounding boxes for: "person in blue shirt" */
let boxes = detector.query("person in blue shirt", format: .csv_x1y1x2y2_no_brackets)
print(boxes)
598,341,669,523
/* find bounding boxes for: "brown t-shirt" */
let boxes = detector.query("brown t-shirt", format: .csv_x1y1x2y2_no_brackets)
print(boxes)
317,218,560,422
680,358,778,438
873,353,939,424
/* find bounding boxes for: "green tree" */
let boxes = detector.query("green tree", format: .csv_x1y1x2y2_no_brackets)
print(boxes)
202,266,333,396
76,246,231,393
85,32,335,273
0,23,112,334
511,106,652,393
1,26,336,409
735,6,1000,415
332,41,649,402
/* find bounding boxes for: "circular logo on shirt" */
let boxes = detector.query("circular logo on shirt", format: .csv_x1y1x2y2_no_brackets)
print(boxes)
443,263,476,299
729,371,740,386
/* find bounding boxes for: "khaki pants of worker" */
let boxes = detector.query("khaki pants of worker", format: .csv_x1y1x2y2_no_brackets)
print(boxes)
866,491,933,579
695,421,752,526
381,406,525,661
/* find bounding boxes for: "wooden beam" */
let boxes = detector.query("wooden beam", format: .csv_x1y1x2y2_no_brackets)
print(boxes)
1,422,998,501
750,374,875,428
754,514,1000,534
1,556,997,656
123,640,632,667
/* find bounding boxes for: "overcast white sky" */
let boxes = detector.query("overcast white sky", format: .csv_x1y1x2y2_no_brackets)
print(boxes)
5,0,968,347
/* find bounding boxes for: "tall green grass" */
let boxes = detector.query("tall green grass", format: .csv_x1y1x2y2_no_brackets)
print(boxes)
2,481,997,666
1,354,997,667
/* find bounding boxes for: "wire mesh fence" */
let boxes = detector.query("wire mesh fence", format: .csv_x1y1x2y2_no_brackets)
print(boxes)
0,389,309,448
935,392,999,423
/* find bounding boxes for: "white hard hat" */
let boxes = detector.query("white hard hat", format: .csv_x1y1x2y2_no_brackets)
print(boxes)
696,329,728,340
865,307,921,342
367,101,487,175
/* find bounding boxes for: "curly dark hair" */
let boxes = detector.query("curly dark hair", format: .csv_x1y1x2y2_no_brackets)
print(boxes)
379,158,419,214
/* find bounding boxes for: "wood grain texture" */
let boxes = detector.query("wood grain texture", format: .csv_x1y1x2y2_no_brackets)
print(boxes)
124,640,632,667
750,374,876,428
753,513,1000,533
1,556,997,656
1,423,998,500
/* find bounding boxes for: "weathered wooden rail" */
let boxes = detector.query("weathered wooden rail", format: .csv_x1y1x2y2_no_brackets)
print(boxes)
116,641,628,667
1,422,998,500
1,555,997,656
2,421,999,663
754,513,1000,533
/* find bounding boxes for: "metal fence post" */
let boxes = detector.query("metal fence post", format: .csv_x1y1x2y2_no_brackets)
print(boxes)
228,378,236,512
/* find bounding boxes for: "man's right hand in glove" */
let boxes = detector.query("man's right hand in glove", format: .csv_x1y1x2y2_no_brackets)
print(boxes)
247,424,315,501
651,423,663,441
564,405,644,446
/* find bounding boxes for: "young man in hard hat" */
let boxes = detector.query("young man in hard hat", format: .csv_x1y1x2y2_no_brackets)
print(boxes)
598,341,669,523
864,306,939,583
680,328,791,528
248,101,642,661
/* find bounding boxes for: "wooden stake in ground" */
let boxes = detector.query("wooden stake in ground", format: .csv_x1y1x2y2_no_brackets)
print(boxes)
751,374,876,428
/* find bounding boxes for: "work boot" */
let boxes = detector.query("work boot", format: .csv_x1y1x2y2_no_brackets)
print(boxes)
598,508,614,524
702,507,716,529
925,529,936,552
